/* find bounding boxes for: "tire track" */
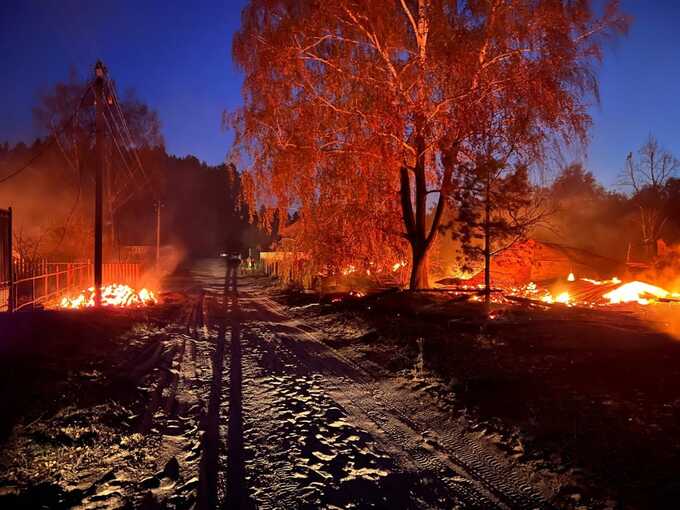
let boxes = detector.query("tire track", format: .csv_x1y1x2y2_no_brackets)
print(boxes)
242,290,551,509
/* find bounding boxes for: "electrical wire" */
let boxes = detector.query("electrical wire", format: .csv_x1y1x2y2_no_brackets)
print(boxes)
101,96,147,210
0,142,55,184
0,83,93,185
106,79,155,196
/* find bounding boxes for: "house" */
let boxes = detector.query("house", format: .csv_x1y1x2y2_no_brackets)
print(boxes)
466,239,626,287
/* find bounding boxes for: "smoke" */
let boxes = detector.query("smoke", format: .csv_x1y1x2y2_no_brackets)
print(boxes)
0,143,89,260
138,243,187,291
531,195,635,260
625,244,680,340
645,305,680,340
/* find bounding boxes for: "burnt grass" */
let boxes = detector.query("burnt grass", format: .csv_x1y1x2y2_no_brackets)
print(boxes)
0,301,183,441
279,286,680,509
0,299,185,508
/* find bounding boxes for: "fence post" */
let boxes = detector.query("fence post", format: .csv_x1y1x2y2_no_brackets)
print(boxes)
31,263,35,310
7,207,14,312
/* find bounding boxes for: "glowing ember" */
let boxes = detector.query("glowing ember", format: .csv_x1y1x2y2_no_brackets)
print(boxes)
392,261,406,272
603,281,670,305
60,284,157,309
541,291,571,305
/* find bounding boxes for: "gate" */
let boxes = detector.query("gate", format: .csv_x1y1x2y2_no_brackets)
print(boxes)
0,208,12,312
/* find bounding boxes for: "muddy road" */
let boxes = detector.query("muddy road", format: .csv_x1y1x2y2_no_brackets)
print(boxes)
0,259,557,508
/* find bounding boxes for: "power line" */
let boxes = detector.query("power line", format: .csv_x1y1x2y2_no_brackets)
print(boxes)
98,88,140,209
99,77,158,209
106,79,155,194
0,140,55,184
0,83,93,185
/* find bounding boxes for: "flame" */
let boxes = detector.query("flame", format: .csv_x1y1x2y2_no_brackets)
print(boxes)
60,284,157,309
339,260,406,276
541,291,571,305
603,281,670,305
392,261,406,272
567,272,575,282
341,265,357,276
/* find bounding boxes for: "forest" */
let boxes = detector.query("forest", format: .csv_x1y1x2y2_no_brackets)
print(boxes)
0,75,273,264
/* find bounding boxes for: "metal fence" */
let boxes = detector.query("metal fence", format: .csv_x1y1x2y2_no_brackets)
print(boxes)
0,207,143,312
8,260,141,312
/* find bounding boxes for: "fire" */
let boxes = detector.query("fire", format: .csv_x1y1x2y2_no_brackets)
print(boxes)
338,260,407,276
513,277,677,307
392,261,406,272
541,291,571,305
341,265,357,276
60,284,157,309
603,281,670,305
567,272,575,282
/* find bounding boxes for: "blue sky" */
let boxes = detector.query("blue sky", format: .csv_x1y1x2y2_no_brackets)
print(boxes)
586,0,680,187
0,0,248,166
1,0,678,187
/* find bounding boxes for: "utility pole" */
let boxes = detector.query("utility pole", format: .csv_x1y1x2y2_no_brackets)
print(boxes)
94,61,106,306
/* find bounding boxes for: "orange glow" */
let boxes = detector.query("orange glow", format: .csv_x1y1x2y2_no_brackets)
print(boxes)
603,281,670,305
60,284,157,309
541,291,571,305
392,261,406,272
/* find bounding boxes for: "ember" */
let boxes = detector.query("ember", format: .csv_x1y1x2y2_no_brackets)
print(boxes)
603,281,673,305
60,284,157,309
512,276,679,307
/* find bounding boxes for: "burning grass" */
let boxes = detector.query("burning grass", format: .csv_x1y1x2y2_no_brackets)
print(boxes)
437,274,680,309
60,284,157,309
271,278,680,508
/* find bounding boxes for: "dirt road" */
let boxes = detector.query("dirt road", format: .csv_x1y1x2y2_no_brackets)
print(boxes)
193,261,554,509
0,260,557,508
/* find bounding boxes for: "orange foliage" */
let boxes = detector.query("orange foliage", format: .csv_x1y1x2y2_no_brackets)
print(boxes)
231,0,629,288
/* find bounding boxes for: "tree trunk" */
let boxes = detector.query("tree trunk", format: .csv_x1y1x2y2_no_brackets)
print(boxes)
483,170,491,304
400,138,436,291
399,133,455,291
409,243,430,290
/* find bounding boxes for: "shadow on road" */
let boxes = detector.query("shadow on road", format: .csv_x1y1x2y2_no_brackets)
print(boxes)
197,295,225,509
200,264,251,509
224,283,251,509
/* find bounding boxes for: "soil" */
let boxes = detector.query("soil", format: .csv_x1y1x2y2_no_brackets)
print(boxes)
2,260,676,509
276,285,680,509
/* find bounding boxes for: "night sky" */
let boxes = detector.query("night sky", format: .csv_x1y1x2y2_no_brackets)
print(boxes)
1,0,678,187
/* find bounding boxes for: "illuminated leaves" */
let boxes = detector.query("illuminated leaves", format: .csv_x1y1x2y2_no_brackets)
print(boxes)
231,0,628,286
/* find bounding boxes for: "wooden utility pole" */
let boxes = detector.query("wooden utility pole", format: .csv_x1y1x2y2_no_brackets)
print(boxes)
94,61,106,306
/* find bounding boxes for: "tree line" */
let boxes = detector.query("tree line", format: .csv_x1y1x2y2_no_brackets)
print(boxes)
0,71,272,263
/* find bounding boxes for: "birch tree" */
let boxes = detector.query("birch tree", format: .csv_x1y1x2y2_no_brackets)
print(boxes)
232,0,628,289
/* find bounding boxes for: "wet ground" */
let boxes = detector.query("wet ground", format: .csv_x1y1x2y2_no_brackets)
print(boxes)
0,259,560,509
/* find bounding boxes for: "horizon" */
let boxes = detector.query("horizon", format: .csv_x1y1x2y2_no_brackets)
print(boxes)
1,0,679,187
